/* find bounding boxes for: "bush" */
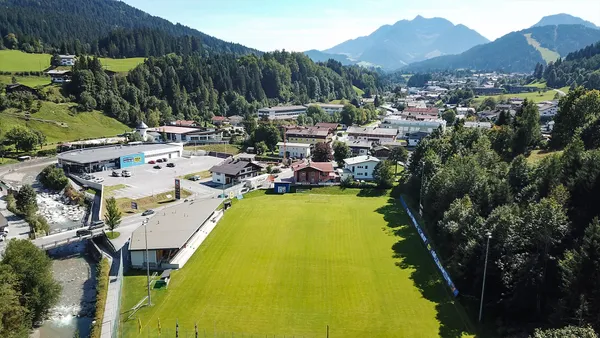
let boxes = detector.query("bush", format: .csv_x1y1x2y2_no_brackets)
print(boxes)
39,165,68,190
6,193,18,214
37,148,57,157
271,168,281,174
90,258,110,338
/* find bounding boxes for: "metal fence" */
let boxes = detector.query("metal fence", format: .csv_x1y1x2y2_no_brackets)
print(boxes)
113,249,124,337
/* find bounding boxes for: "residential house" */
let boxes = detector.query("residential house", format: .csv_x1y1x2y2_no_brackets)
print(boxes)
59,55,76,66
346,127,398,144
209,159,263,185
285,127,332,145
407,131,430,147
537,101,559,118
228,115,244,126
47,70,72,83
345,140,372,156
211,116,229,126
5,83,40,98
343,155,380,180
292,161,337,185
277,142,311,159
372,146,391,159
314,122,339,133
403,107,439,119
258,105,307,120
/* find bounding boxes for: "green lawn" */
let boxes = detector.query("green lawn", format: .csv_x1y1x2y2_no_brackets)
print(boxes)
473,86,569,104
0,75,51,87
0,102,129,144
353,85,365,97
120,189,472,337
527,149,564,164
0,158,18,166
0,50,50,72
99,57,145,72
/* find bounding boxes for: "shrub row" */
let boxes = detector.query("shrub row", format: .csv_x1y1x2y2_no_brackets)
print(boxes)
90,258,110,338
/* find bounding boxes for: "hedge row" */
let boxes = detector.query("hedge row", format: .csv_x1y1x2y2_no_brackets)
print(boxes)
90,258,110,338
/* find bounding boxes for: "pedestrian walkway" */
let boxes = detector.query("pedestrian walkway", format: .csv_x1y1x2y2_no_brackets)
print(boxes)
101,245,124,338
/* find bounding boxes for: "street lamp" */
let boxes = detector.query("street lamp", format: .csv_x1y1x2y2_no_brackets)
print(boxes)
479,231,492,322
143,218,151,306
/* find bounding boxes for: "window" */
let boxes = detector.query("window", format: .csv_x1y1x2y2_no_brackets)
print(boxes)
365,166,368,169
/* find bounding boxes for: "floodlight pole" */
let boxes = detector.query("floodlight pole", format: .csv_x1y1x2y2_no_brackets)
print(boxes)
479,231,492,322
144,218,151,306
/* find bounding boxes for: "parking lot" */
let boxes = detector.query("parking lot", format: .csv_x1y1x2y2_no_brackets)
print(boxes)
95,155,225,199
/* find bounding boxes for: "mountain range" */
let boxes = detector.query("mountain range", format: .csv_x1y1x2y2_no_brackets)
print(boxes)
306,13,600,72
307,16,489,70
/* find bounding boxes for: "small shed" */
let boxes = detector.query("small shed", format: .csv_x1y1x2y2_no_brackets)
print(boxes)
274,182,291,194
155,269,172,288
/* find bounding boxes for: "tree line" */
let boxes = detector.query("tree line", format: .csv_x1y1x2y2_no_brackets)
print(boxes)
64,52,384,127
533,42,600,90
0,0,258,57
406,87,600,335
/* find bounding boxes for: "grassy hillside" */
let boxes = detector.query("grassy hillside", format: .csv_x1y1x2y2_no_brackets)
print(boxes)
0,50,143,73
473,86,569,104
353,85,365,96
98,57,145,72
0,102,129,144
0,50,50,72
524,34,561,64
0,75,51,87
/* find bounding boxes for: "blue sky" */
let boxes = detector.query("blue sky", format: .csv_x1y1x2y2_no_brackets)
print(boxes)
123,0,600,52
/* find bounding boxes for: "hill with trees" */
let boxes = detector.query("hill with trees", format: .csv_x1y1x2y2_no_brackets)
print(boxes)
61,52,385,127
406,25,600,73
0,0,260,57
532,42,600,89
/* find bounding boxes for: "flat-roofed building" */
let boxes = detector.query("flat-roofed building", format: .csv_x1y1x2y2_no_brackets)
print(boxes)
258,105,307,120
346,126,398,143
345,140,372,156
381,116,446,137
57,143,183,173
285,127,332,145
306,103,344,115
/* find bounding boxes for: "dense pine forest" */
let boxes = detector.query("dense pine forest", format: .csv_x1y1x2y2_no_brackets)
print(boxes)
64,52,385,126
0,0,259,57
533,42,600,89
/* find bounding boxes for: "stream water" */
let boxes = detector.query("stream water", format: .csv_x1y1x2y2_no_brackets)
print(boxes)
34,242,97,338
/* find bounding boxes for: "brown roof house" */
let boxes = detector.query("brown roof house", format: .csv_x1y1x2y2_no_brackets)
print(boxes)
292,161,338,185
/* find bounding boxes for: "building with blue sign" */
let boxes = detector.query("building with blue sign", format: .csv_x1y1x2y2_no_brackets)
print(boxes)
58,143,183,173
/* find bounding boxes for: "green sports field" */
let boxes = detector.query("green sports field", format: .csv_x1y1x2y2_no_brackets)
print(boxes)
121,189,472,337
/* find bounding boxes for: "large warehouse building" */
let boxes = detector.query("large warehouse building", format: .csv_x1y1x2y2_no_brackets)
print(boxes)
57,143,183,173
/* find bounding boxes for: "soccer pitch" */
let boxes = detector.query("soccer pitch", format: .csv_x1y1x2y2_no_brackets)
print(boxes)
121,189,472,337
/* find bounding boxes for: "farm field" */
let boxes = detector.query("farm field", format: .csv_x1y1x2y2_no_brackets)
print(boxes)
473,86,570,104
120,189,472,337
0,75,51,87
0,102,129,144
184,143,241,154
0,50,50,72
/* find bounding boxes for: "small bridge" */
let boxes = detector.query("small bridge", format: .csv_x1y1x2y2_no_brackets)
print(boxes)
34,229,106,250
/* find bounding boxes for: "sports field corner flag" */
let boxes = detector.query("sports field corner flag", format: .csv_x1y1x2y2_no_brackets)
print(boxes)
138,317,142,333
158,317,161,334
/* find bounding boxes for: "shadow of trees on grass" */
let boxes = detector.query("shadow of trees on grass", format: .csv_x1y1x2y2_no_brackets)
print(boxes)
377,198,475,338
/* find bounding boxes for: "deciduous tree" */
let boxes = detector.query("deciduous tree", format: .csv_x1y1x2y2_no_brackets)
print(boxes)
104,197,122,234
312,142,333,162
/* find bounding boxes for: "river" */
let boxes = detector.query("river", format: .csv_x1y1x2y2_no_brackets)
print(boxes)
34,242,98,338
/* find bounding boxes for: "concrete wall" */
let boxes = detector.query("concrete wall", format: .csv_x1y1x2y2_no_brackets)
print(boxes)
70,174,103,190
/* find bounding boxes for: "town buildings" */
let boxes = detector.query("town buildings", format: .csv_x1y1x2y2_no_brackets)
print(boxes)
346,127,398,144
343,155,380,180
209,158,263,185
277,142,311,159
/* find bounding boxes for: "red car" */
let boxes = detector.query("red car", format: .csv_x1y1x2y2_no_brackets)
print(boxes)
156,159,163,163
148,160,156,164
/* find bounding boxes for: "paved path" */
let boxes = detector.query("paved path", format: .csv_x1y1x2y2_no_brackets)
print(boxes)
553,88,566,97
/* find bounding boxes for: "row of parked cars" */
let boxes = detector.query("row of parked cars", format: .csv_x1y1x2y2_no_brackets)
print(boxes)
112,170,132,177
79,173,104,183
150,158,175,170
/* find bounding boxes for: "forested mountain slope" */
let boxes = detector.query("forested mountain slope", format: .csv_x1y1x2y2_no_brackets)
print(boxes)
0,0,259,57
406,25,600,72
534,42,600,89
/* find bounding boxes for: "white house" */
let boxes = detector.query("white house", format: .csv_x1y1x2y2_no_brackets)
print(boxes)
277,142,311,159
381,116,446,138
59,55,76,66
343,155,380,180
47,70,72,83
538,101,559,117
407,131,430,147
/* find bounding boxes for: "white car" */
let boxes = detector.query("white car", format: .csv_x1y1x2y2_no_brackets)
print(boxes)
121,170,131,177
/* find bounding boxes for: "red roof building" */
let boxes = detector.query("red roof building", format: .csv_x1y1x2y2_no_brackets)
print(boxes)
292,161,337,185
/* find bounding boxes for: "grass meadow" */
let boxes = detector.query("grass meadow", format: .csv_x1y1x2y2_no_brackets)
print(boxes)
120,189,473,337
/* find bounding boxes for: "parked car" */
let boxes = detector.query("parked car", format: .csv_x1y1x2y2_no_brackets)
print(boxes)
153,165,162,170
156,159,163,163
141,209,155,216
112,171,121,177
89,221,105,230
166,163,175,168
189,175,200,181
2,227,9,234
76,229,92,237
161,158,168,162
148,160,156,164
121,170,131,177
